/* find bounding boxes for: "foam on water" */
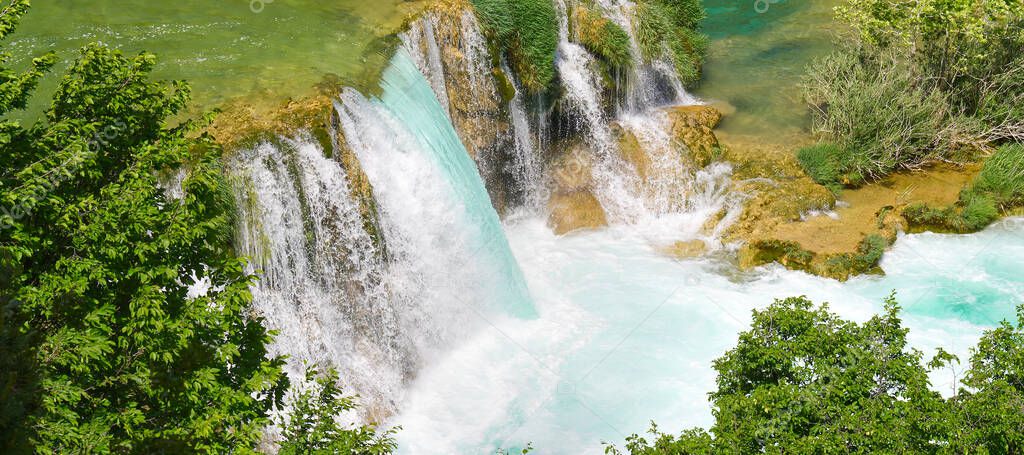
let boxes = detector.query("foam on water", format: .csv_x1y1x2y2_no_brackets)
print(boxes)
392,217,1024,453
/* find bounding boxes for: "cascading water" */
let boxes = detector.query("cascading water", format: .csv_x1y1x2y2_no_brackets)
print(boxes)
504,60,546,213
594,0,696,112
401,18,450,118
335,48,537,323
230,134,413,415
555,0,649,221
553,0,735,237
224,4,1024,454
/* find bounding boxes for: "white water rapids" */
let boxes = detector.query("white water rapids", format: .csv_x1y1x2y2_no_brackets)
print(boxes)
226,2,1024,453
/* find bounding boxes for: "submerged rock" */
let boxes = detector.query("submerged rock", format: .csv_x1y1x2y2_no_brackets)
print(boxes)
665,239,707,258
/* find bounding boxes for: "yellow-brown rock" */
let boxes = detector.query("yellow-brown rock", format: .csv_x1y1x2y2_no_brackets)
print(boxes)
720,133,980,281
665,239,707,259
414,0,513,212
548,191,608,235
546,142,609,234
665,105,723,167
611,125,653,181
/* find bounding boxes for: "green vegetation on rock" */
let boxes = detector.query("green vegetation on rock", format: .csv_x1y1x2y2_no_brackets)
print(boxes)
634,0,708,87
470,0,559,92
795,142,860,193
609,296,1024,454
571,3,632,70
905,144,1024,233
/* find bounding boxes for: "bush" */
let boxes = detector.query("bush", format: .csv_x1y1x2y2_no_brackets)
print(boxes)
572,4,632,70
610,297,1024,454
821,234,888,279
277,366,397,455
803,50,962,181
807,0,1024,177
471,0,559,92
796,142,861,192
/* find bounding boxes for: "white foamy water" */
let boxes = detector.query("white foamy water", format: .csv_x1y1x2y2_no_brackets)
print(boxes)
392,217,1024,454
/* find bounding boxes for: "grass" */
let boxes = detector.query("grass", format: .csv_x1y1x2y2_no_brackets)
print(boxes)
634,0,707,87
803,50,959,182
902,144,1023,233
571,3,632,70
971,143,1024,209
471,0,558,92
796,142,862,193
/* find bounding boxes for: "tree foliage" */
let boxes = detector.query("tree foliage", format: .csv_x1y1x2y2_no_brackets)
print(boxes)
0,2,395,453
609,296,1024,454
0,2,287,450
277,366,397,455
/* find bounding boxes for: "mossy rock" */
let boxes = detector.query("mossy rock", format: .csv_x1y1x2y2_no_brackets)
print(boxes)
739,234,890,281
665,105,722,167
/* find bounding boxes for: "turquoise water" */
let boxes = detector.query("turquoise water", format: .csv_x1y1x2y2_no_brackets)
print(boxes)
359,49,538,320
393,217,1023,453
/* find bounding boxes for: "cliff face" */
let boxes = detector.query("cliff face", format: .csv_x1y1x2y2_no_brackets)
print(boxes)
404,0,517,213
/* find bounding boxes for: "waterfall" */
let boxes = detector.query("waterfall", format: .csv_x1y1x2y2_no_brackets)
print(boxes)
504,60,545,213
230,134,414,416
593,0,697,112
335,48,537,324
401,18,450,117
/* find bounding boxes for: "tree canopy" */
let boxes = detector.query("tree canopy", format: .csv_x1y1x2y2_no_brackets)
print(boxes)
0,1,394,453
608,296,1024,454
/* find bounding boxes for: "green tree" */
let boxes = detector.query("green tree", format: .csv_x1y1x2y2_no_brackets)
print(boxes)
948,306,1024,453
609,297,1024,454
0,1,287,452
277,366,397,455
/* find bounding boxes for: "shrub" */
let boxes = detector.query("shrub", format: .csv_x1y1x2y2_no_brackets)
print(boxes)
821,234,888,279
610,297,1024,454
796,142,861,192
471,0,559,92
572,4,632,70
804,50,962,181
277,366,397,455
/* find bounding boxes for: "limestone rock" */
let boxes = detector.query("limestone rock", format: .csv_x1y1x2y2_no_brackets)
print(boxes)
546,141,608,234
665,239,707,259
665,105,723,168
612,125,653,181
548,191,608,234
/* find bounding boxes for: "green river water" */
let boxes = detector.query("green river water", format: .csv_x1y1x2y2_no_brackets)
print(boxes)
8,0,420,119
